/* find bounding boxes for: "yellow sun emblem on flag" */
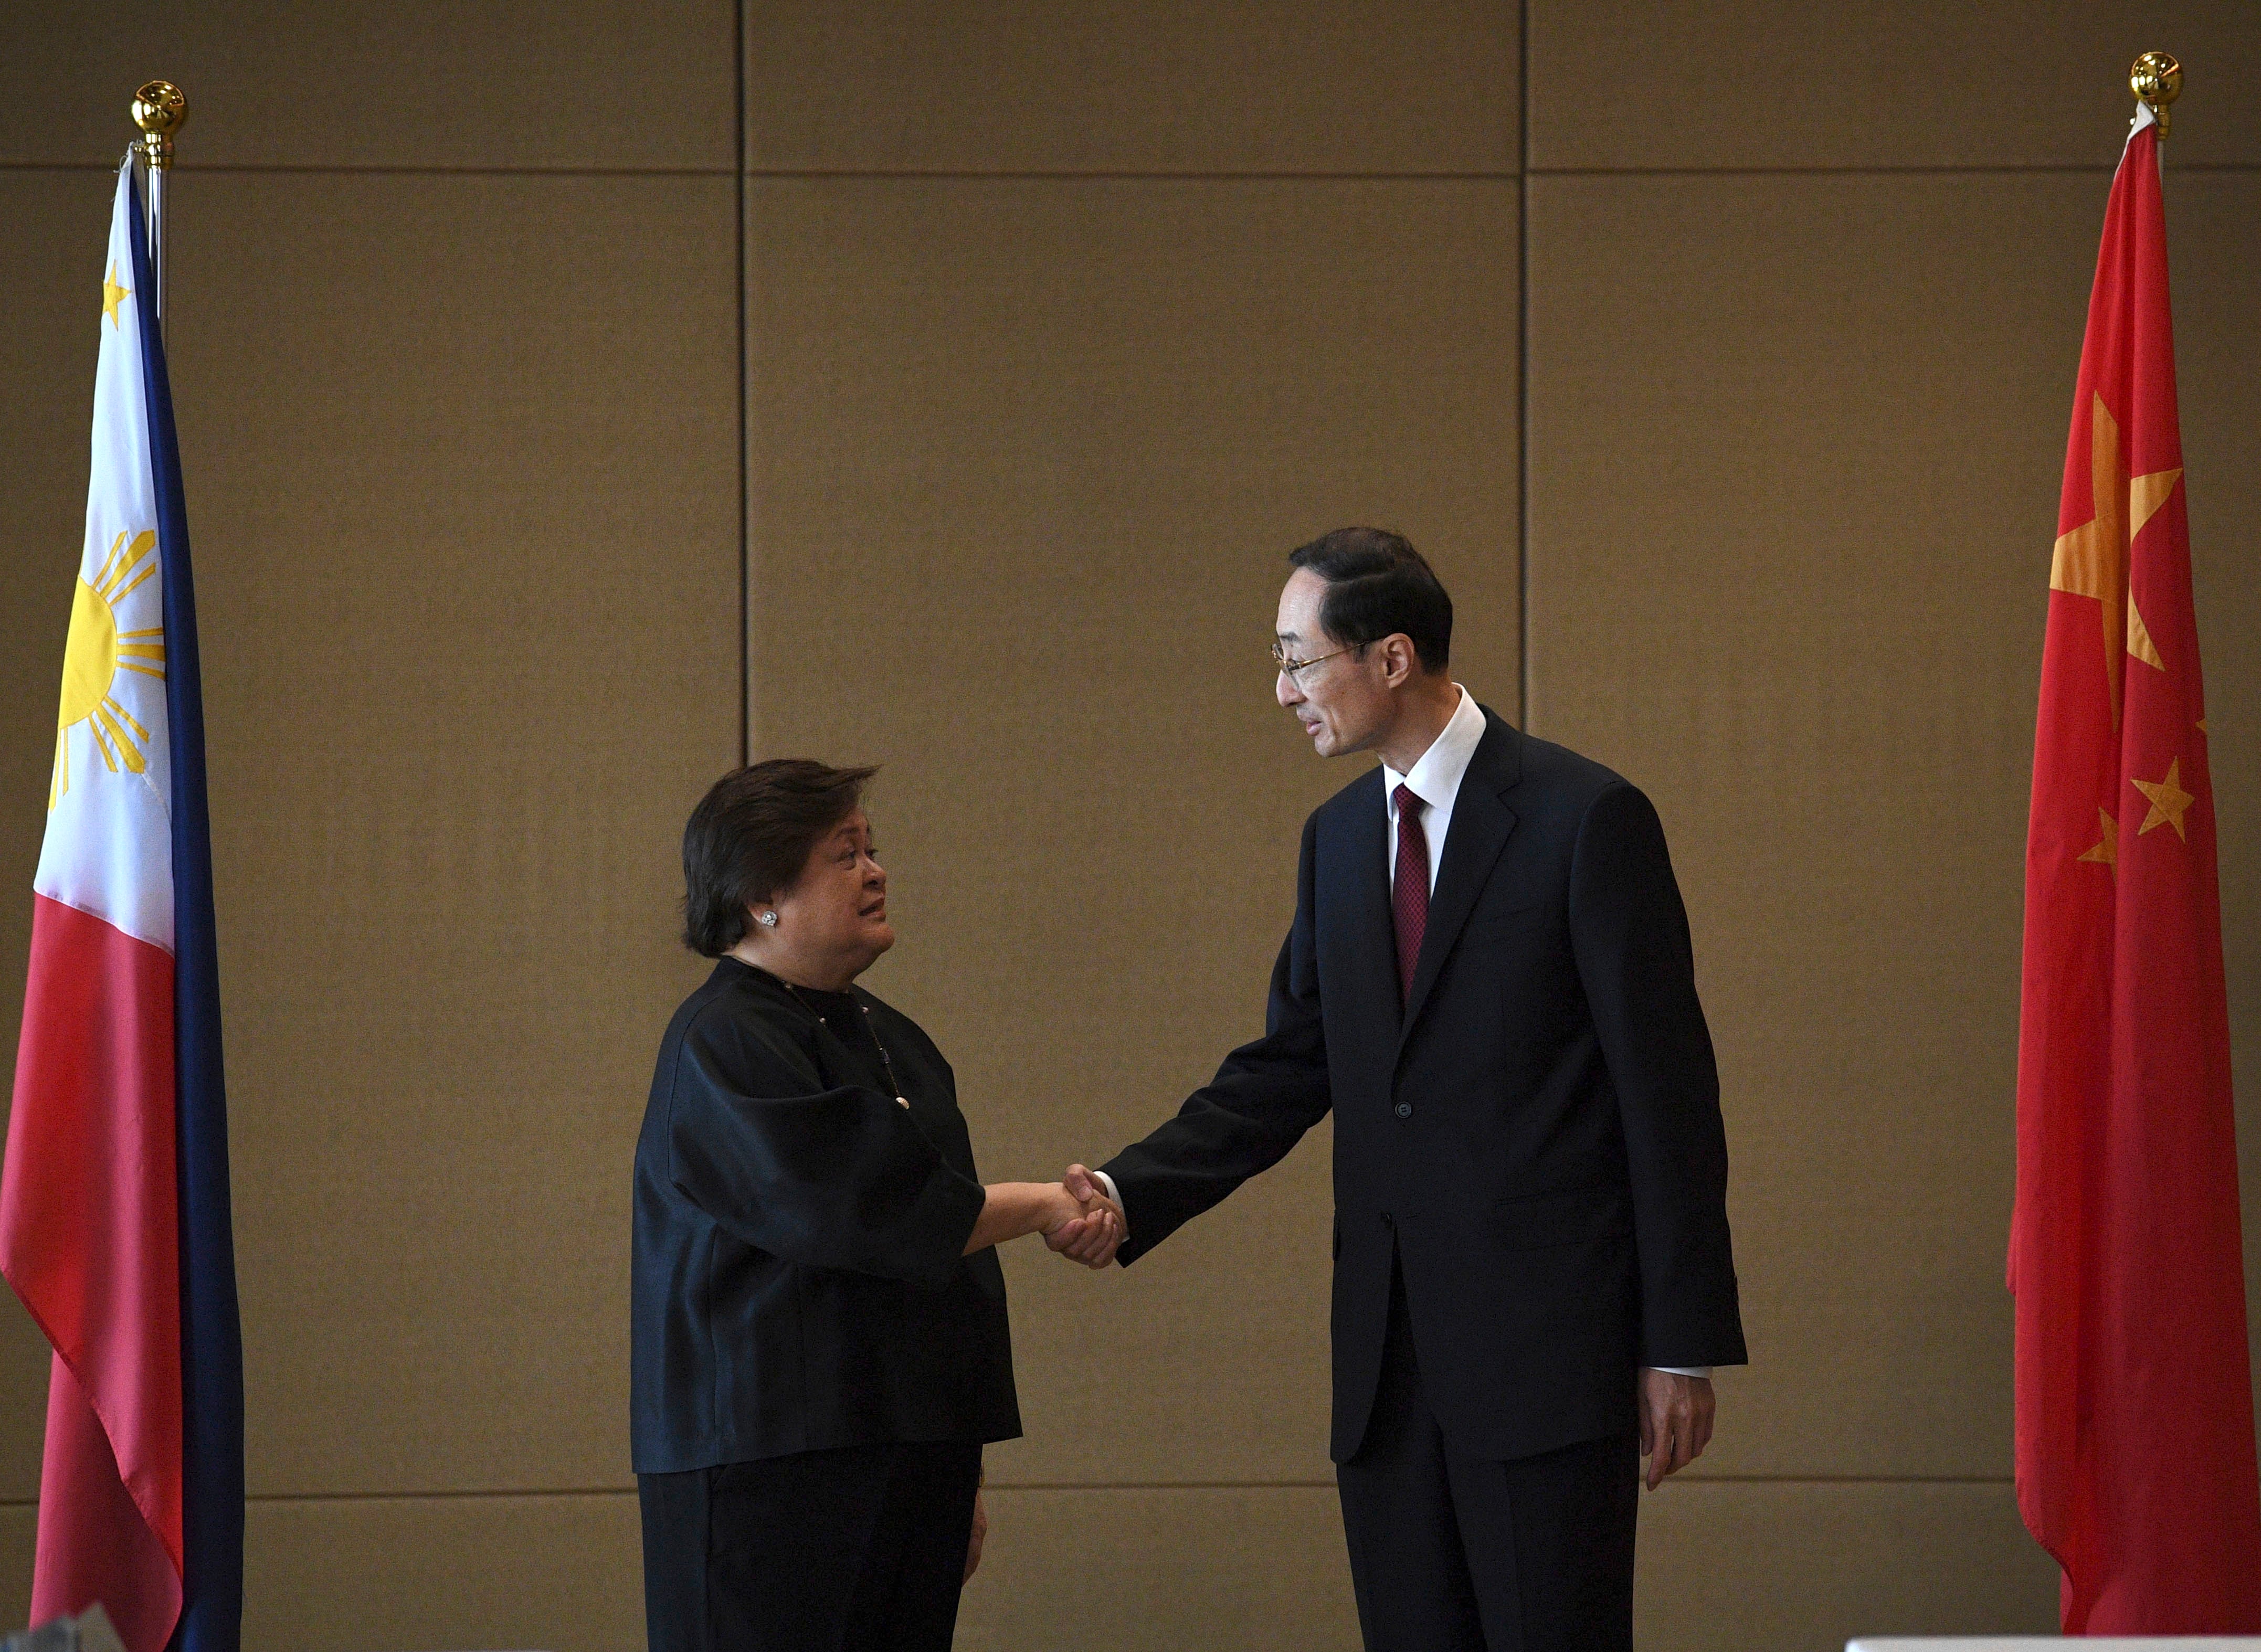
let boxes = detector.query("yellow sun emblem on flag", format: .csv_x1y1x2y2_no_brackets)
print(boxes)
51,528,166,808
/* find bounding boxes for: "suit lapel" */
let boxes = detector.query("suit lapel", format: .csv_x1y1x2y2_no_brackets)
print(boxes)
1399,711,1523,1045
1325,769,1401,1039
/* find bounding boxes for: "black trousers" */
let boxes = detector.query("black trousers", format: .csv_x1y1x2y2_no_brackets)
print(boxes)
1336,1263,1639,1652
638,1438,982,1652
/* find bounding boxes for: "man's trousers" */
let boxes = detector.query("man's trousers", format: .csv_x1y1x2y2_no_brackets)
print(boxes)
1336,1261,1640,1652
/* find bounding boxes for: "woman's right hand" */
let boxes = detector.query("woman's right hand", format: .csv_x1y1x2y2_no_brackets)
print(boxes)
964,1181,1123,1263
1040,1178,1124,1268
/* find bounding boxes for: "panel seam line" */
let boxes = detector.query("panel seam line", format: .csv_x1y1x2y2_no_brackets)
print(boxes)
8,162,2260,179
1517,0,1531,732
735,0,752,765
0,1475,2020,1509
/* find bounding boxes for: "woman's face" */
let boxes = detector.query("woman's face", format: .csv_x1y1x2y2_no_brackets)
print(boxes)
767,809,894,982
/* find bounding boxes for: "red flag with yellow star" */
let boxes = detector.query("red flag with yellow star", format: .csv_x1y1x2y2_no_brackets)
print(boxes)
2011,99,2261,1633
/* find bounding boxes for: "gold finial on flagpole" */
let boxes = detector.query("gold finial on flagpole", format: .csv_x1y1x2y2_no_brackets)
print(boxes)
131,80,187,170
2130,52,2182,139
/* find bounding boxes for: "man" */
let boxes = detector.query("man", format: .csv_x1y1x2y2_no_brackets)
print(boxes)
1072,528,1745,1651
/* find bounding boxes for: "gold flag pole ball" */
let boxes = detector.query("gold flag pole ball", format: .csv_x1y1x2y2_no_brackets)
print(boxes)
131,80,187,170
2130,52,2182,139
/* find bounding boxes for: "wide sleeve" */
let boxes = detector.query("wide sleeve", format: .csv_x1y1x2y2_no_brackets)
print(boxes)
1103,810,1333,1264
1568,780,1747,1368
665,1007,986,1287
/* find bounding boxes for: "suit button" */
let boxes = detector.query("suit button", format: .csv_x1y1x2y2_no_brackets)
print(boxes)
1380,1212,1393,1226
1394,1102,1412,1118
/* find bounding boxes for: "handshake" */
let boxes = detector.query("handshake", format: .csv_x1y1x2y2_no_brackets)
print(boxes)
971,1166,1123,1266
1037,1163,1123,1269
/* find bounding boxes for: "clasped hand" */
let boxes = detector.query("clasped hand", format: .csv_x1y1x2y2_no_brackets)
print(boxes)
1041,1163,1124,1268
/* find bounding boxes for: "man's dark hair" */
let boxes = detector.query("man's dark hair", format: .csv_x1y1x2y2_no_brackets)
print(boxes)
1286,526,1453,674
681,758,879,957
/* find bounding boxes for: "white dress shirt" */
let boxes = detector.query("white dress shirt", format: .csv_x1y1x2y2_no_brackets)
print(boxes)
1380,683,1486,892
1094,684,1706,1379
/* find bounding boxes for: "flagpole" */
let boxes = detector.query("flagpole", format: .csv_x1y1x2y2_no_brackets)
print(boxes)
129,80,186,330
2130,51,2182,139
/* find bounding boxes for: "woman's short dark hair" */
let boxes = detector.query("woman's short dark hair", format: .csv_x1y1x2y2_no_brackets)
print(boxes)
681,759,879,957
1286,526,1453,674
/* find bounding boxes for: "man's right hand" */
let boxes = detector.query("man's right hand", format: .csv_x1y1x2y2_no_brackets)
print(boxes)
1045,1164,1123,1267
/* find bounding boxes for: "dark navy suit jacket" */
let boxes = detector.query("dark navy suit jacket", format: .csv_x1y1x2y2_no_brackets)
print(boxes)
1104,707,1746,1463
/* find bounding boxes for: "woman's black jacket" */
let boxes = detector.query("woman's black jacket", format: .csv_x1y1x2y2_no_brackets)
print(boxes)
630,958,1021,1472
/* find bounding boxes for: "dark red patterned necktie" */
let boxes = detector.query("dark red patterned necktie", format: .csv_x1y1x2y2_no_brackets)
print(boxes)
1392,784,1429,1005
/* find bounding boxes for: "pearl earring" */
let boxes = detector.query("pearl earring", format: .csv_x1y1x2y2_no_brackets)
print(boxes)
756,912,778,929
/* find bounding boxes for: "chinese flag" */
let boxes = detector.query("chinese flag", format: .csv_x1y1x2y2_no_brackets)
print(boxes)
2011,101,2261,1633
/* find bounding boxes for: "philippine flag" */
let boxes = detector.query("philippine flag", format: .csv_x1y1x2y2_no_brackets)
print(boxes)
1,158,244,1651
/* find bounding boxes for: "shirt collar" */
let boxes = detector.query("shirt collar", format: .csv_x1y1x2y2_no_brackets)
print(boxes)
1382,685,1483,814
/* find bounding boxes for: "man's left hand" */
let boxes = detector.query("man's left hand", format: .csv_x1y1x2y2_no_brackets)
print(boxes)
1637,1368,1715,1491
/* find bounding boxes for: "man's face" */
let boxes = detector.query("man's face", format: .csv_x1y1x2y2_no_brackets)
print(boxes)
1275,567,1390,758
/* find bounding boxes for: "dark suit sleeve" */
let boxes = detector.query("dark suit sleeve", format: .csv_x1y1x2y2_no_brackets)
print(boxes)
665,1010,986,1288
1102,812,1333,1265
1569,781,1747,1368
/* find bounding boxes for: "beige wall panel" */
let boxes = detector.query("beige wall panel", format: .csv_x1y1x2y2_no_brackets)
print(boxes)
241,1492,642,1650
748,3,1518,175
1526,170,2261,1479
747,176,1518,1484
1,170,739,1501
0,1506,27,1630
961,1485,1358,1650
1635,1479,2057,1647
0,3,733,170
193,171,738,1496
1529,2,2261,170
0,1323,43,1502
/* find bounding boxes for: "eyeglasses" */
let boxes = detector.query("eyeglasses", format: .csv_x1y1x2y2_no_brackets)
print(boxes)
1271,640,1364,686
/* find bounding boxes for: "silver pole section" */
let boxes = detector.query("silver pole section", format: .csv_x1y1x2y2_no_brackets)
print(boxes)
129,81,186,332
148,161,165,326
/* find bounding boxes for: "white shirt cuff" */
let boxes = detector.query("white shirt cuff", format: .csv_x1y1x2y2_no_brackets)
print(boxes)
1091,1169,1121,1209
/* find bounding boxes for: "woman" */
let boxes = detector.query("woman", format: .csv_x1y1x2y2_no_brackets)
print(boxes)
631,759,1122,1651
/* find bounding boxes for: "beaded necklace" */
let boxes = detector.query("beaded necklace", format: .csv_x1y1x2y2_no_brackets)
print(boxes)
774,975,911,1109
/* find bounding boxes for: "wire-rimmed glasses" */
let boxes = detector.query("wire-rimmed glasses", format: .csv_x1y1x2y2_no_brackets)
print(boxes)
1271,640,1362,686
